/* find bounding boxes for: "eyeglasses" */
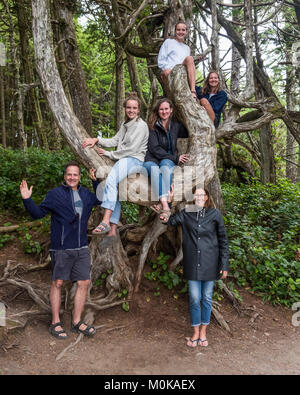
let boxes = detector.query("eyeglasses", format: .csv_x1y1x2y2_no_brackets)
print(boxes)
194,194,207,198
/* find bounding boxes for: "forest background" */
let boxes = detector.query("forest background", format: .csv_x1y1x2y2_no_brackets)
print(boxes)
0,0,299,329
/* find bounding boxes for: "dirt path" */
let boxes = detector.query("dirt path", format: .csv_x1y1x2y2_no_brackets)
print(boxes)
0,237,299,376
1,283,299,375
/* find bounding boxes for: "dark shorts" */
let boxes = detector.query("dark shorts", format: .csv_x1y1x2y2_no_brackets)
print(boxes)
50,248,91,282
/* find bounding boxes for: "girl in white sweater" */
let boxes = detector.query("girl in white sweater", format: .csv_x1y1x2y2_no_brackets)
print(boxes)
82,92,149,236
158,21,197,99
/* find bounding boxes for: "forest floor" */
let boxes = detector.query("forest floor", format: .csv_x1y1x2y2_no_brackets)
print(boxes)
0,235,300,376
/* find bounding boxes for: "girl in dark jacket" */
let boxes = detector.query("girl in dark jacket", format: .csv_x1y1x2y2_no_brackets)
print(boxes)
143,98,189,221
162,186,229,348
195,71,227,128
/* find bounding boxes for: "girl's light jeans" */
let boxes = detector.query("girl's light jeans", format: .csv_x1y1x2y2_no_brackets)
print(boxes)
101,157,144,224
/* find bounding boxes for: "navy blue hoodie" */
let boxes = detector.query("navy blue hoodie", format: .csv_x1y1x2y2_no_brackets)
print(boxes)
22,181,101,250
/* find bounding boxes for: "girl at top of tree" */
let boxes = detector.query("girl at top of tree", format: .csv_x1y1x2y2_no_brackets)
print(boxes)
158,21,198,99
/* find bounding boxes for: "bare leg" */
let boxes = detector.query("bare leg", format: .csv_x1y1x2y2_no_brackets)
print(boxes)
182,56,196,97
72,279,94,334
108,223,117,237
93,208,113,233
102,208,112,225
199,324,209,347
160,196,169,211
50,280,67,337
200,98,215,123
98,209,118,236
161,69,171,89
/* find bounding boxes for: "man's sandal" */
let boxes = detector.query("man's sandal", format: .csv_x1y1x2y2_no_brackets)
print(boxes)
71,321,96,337
159,209,171,223
49,322,68,340
187,338,200,348
92,222,111,235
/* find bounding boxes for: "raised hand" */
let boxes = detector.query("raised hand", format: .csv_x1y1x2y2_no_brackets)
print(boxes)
20,180,33,199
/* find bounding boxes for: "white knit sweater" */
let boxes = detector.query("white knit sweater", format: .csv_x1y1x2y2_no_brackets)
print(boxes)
97,117,149,162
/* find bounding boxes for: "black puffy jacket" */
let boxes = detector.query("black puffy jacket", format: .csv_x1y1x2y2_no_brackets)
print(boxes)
144,120,188,165
168,207,229,281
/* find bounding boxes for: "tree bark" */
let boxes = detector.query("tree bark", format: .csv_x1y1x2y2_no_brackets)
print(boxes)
32,0,102,170
16,0,47,149
286,53,297,182
115,44,125,130
168,65,217,198
53,0,93,134
259,123,275,184
0,67,6,148
5,0,27,150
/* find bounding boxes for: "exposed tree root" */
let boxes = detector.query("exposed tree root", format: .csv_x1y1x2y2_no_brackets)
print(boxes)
56,322,135,361
134,215,169,293
0,220,41,233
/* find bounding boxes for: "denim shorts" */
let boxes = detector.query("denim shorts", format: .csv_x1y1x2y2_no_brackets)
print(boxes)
50,248,91,282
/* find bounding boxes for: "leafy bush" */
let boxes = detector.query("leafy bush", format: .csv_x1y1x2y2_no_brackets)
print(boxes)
222,178,300,306
144,252,187,296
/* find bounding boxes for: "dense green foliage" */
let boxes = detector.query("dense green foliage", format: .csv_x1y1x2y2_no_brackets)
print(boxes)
0,149,299,307
223,179,300,307
0,147,92,211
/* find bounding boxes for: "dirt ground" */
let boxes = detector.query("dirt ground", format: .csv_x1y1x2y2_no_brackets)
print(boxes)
0,240,300,376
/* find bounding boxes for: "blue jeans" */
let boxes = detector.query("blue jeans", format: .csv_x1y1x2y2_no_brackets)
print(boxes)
143,159,175,200
188,280,215,326
101,157,144,224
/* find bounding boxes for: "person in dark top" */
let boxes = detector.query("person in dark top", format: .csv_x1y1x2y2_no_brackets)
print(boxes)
143,98,189,221
195,71,227,128
161,185,229,348
20,162,101,339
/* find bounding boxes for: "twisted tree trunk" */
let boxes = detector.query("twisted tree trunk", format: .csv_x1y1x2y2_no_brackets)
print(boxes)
5,0,221,346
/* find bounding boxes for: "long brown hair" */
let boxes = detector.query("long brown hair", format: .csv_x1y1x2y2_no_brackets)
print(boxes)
123,92,141,122
192,185,215,208
148,97,174,130
201,71,221,95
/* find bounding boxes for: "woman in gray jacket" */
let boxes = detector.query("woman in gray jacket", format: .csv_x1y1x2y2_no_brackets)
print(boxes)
82,92,149,236
162,186,229,348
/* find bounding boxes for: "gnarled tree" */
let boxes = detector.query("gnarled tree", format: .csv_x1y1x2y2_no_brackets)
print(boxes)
2,0,300,351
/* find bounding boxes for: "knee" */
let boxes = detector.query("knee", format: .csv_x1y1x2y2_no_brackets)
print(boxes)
202,293,212,304
52,279,64,290
160,159,175,168
77,279,90,290
184,56,194,65
200,98,209,107
189,290,201,306
105,173,118,189
162,69,171,78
